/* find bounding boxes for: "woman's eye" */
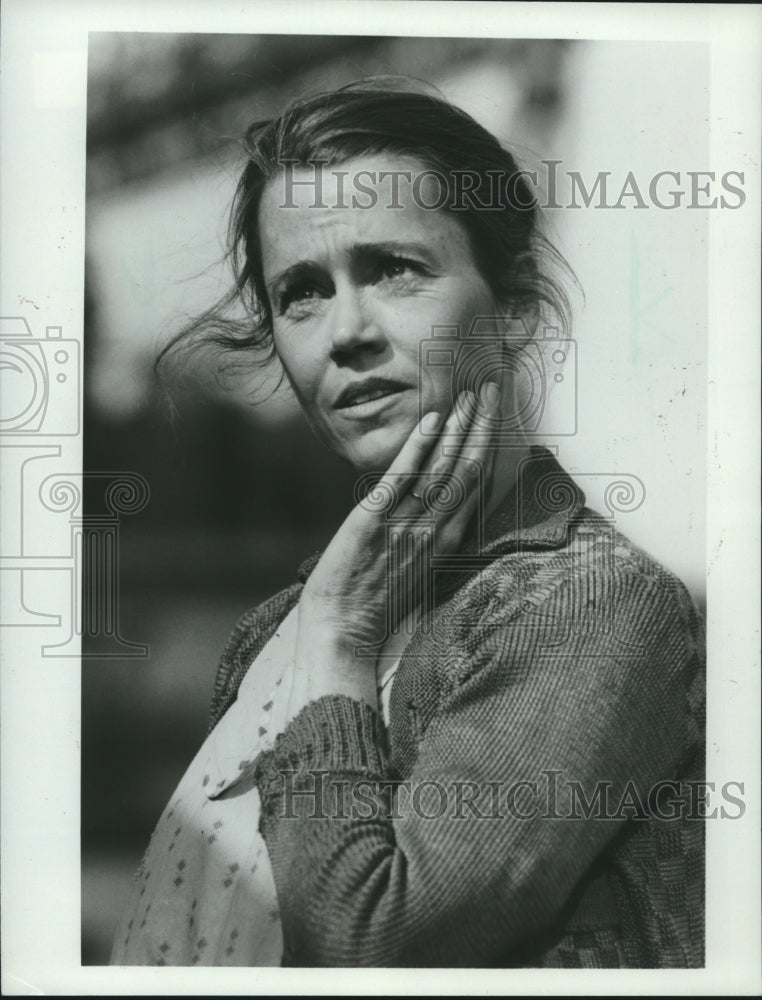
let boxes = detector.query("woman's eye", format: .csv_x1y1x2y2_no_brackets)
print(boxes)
279,284,324,315
377,257,420,282
382,259,409,278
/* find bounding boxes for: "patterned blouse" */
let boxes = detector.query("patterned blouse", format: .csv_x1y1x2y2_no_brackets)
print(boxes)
110,604,411,966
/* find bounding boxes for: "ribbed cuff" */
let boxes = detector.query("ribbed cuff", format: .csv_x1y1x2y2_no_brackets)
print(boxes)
253,695,388,805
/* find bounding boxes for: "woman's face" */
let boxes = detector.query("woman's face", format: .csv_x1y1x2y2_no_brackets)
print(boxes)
258,155,500,473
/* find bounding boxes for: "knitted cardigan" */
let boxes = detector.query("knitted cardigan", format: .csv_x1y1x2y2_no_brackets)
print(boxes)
208,448,705,968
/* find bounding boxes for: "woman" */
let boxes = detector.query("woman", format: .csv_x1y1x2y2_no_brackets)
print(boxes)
111,80,705,968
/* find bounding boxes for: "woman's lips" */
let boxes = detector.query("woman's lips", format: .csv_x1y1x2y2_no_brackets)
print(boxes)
333,375,409,410
334,386,409,419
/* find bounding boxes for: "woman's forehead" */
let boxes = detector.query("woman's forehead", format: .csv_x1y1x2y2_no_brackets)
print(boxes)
265,152,427,209
258,154,472,272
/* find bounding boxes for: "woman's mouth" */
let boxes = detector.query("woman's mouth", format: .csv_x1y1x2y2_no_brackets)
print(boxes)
333,378,411,417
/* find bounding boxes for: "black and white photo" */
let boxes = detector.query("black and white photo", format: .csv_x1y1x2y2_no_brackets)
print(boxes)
1,2,760,994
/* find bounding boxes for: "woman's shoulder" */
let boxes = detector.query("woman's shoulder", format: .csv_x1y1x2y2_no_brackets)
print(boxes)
207,574,306,733
570,506,704,628
544,505,701,643
468,449,703,646
226,580,303,654
442,503,705,678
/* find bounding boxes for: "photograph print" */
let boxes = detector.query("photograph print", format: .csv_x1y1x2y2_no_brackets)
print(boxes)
79,30,715,970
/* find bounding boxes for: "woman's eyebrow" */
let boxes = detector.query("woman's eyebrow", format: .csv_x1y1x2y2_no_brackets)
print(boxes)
268,260,322,294
351,240,437,264
268,241,438,292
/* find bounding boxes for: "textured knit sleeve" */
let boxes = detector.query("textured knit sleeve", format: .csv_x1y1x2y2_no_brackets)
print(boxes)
253,564,704,966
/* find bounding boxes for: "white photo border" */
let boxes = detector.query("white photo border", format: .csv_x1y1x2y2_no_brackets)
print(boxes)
1,1,760,995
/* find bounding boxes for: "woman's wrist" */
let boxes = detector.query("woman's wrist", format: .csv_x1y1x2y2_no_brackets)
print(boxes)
289,606,378,714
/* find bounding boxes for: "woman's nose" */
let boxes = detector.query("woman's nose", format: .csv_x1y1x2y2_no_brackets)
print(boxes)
328,283,386,360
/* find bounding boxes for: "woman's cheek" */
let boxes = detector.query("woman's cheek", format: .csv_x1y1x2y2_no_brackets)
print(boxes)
418,363,453,417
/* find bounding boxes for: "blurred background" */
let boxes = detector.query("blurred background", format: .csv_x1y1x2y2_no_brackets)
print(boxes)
83,34,708,963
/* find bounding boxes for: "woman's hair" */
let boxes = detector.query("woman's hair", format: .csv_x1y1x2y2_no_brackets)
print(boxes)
157,77,575,377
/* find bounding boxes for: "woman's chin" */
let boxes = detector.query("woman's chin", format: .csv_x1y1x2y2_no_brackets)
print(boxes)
340,425,413,476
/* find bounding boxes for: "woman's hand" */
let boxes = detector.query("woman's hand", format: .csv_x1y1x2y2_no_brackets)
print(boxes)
289,382,501,712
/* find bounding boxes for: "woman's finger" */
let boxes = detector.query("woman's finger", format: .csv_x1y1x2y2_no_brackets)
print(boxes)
434,381,500,543
381,410,441,481
372,387,496,626
417,390,477,480
373,391,475,504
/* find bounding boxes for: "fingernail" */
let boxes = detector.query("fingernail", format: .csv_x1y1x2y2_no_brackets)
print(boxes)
480,382,499,407
422,411,441,432
455,391,471,414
